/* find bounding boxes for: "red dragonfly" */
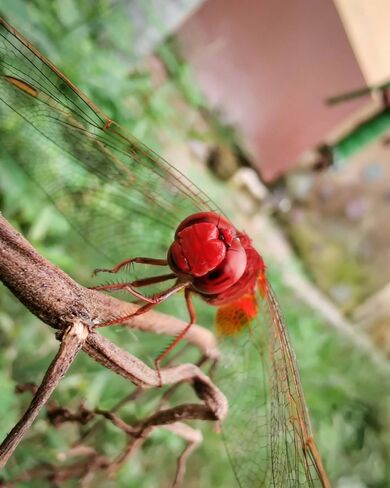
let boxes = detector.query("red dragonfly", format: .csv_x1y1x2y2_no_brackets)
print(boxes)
0,18,331,487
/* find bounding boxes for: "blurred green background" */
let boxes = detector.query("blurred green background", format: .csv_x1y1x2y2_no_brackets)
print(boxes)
0,1,389,487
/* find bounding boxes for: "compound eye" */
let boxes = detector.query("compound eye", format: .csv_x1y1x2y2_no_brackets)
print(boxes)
193,238,247,295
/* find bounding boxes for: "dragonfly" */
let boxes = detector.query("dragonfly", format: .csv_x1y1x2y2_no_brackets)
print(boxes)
0,17,331,487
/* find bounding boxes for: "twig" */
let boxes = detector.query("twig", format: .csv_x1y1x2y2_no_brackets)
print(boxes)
0,214,218,357
0,320,89,468
0,214,227,478
0,212,227,418
165,423,203,488
95,406,203,484
83,331,227,419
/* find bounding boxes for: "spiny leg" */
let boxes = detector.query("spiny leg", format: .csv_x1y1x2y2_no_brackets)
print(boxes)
95,280,191,328
155,288,196,386
90,273,177,300
131,274,177,288
93,261,198,386
96,301,156,329
92,257,168,276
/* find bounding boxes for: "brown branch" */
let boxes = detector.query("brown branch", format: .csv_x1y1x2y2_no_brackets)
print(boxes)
6,451,109,488
166,423,203,488
0,320,89,468
83,331,227,419
95,408,204,483
0,213,226,413
0,214,218,357
0,214,228,476
4,390,210,487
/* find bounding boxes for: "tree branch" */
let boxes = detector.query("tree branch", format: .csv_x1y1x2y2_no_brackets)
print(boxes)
0,320,89,468
0,214,218,358
0,214,228,474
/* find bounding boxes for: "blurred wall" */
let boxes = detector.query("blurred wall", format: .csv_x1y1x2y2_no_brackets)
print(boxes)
178,0,367,180
334,0,390,86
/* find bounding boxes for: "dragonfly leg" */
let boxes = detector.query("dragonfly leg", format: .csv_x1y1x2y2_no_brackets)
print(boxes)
95,280,191,328
92,275,186,304
96,301,157,328
90,281,157,304
154,289,195,386
129,273,177,288
90,272,176,295
92,257,168,276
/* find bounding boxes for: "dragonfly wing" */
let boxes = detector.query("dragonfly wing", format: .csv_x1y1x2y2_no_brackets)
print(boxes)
215,283,329,487
0,18,217,279
0,19,329,486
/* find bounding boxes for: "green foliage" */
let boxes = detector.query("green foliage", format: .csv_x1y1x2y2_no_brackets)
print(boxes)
0,2,389,487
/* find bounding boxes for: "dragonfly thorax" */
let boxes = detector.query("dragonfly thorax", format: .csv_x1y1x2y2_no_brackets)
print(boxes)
167,212,247,295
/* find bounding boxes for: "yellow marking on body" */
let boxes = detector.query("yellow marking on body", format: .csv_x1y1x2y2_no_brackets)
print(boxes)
4,76,38,97
216,294,258,336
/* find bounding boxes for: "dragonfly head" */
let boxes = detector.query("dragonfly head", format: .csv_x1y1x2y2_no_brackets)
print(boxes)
167,212,247,295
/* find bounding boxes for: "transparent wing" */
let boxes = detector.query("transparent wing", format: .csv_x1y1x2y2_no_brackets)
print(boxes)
0,19,329,486
216,282,329,487
0,18,218,282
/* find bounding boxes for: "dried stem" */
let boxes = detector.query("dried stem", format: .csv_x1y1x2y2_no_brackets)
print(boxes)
0,214,218,357
166,423,203,488
0,214,227,478
83,331,227,419
0,320,89,468
95,407,203,481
